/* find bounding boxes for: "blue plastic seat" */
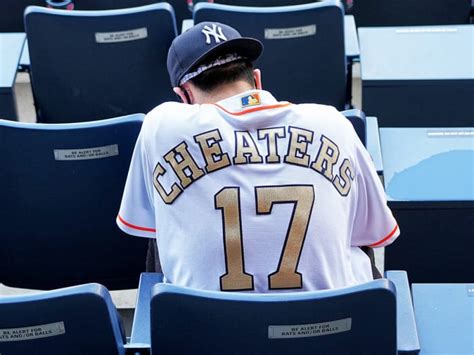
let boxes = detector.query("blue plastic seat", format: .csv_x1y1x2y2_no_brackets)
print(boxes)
131,271,420,354
74,0,161,9
213,0,317,5
358,25,473,128
74,0,192,26
151,281,396,354
194,1,348,110
380,127,474,283
24,4,178,123
412,283,474,354
0,114,149,290
211,0,354,14
0,283,127,354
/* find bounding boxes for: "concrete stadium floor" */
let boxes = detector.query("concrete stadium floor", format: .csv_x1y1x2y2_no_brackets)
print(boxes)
1,63,385,336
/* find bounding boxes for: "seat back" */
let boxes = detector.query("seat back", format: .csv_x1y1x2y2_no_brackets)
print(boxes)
150,279,397,354
381,127,474,283
0,0,44,32
74,0,192,27
352,0,471,27
341,109,367,147
0,283,125,355
25,4,177,123
214,0,317,5
194,1,347,109
74,0,160,9
0,114,148,290
213,0,354,14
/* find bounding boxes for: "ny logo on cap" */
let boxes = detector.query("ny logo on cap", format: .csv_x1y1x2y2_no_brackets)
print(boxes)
202,24,227,44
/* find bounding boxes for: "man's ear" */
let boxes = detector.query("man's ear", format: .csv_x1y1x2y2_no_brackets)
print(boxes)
173,87,188,103
253,69,262,90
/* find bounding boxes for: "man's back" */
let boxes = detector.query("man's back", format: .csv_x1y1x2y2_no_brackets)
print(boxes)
118,90,399,292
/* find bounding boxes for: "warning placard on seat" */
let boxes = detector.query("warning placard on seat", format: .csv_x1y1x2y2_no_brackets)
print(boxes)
268,318,351,339
0,321,65,342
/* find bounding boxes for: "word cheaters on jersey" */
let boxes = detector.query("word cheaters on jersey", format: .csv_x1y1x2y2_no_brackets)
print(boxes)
153,126,354,204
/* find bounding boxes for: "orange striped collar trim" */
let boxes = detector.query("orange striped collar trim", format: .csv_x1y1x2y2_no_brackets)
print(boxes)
117,214,156,233
369,224,399,247
213,102,292,116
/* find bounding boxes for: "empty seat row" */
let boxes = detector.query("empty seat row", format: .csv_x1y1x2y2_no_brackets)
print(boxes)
0,271,421,354
0,0,190,32
6,1,352,124
5,2,471,125
3,270,472,354
2,0,472,33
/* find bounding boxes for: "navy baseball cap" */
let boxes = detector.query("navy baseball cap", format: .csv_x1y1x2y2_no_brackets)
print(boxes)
167,22,263,87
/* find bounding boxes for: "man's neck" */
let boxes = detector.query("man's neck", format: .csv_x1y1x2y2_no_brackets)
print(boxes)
195,81,256,104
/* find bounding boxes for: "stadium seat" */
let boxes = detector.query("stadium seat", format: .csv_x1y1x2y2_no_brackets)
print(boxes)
74,0,160,9
381,127,474,283
412,283,474,354
358,25,474,128
213,0,355,14
213,0,317,6
74,0,192,28
0,114,149,290
194,1,349,110
210,0,353,12
24,4,177,123
0,283,128,354
351,0,471,27
0,0,44,32
131,271,420,354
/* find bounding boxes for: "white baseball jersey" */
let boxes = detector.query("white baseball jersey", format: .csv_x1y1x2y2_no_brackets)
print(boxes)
117,90,399,292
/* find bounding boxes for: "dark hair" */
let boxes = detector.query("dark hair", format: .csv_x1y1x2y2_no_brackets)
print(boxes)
189,59,255,92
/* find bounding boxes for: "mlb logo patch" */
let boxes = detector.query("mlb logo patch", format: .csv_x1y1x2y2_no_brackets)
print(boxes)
241,93,261,108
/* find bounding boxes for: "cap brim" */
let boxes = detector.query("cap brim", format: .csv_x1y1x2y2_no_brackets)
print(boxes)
183,37,263,81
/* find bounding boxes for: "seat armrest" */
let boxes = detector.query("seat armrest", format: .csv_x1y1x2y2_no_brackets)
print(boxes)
130,273,164,346
366,116,383,175
385,271,420,354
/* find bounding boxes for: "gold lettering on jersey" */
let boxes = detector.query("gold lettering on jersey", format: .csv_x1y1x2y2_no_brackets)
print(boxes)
284,127,314,167
194,129,231,173
258,127,285,163
155,126,360,204
153,162,182,204
233,131,264,164
257,185,314,289
216,187,254,291
333,158,354,196
311,135,340,181
164,142,205,189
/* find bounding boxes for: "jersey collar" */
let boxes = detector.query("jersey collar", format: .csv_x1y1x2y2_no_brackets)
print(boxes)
214,90,281,113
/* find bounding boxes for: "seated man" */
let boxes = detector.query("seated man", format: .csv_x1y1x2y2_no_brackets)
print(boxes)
117,22,399,292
